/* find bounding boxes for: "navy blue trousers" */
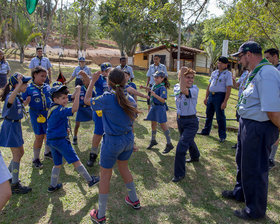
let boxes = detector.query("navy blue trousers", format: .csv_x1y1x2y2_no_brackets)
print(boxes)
174,116,200,177
202,92,226,139
232,118,278,218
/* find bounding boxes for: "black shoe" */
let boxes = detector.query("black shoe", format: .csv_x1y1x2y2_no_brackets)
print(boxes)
147,140,158,149
232,144,237,149
186,158,199,163
88,175,100,187
33,158,43,169
72,136,78,145
219,138,225,143
48,183,62,193
234,209,263,220
197,132,209,136
44,152,53,160
269,159,275,170
162,143,174,154
172,176,184,182
87,153,98,167
222,190,244,202
11,182,32,194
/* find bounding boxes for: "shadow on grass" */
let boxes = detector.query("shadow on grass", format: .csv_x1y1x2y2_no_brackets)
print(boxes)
134,121,149,139
21,118,33,133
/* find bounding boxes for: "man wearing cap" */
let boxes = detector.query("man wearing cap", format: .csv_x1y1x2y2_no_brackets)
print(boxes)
198,56,233,142
29,46,52,84
116,57,134,81
65,57,91,86
222,41,280,220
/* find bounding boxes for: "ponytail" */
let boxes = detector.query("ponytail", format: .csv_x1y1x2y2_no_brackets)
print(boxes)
163,77,170,89
108,69,139,120
0,83,11,102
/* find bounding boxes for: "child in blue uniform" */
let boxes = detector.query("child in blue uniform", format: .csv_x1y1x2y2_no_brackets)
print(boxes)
22,66,52,168
86,62,112,167
0,73,32,194
140,71,173,154
70,71,95,145
0,150,12,210
84,68,140,224
46,85,99,193
172,67,200,183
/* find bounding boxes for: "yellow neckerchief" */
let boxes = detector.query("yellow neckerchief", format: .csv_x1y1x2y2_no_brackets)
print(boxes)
47,104,59,119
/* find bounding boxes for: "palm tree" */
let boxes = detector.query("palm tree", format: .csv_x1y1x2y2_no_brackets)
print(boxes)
10,13,41,63
203,40,222,74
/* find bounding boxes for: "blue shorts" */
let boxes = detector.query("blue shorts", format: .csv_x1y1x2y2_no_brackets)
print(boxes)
0,151,12,184
76,106,93,122
0,119,24,147
29,109,47,135
93,111,104,135
47,138,80,166
100,131,134,169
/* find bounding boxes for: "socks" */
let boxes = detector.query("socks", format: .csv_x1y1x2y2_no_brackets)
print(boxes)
97,194,109,219
8,160,13,172
44,145,51,154
33,148,41,160
76,165,92,182
269,144,278,161
91,147,99,155
50,167,61,187
164,130,171,144
126,182,138,202
11,161,20,184
151,130,157,141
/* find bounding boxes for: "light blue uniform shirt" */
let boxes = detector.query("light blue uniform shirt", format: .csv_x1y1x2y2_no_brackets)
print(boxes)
276,64,280,71
0,61,10,74
72,65,91,79
209,69,233,92
237,70,249,97
116,65,134,79
146,63,168,85
174,84,199,116
29,56,52,70
238,65,280,121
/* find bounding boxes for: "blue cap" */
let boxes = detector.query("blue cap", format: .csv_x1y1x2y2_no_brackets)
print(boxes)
78,57,86,62
50,85,68,98
9,73,32,87
52,81,63,87
152,71,166,78
232,41,262,57
100,62,112,71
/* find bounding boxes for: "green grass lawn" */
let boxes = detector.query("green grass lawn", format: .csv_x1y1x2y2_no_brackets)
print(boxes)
0,61,279,224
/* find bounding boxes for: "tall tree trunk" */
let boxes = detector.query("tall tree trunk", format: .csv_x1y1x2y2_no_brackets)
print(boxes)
20,46,24,63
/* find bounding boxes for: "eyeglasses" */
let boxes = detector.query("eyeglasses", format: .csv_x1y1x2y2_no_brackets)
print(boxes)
238,52,246,61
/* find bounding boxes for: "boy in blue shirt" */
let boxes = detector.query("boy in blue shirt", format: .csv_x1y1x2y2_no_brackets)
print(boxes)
46,85,99,192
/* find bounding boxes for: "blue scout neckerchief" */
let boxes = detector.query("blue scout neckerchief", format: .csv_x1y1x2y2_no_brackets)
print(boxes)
32,82,48,123
237,58,271,109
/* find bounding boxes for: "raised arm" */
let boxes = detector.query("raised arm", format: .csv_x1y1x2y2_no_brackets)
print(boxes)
84,71,101,106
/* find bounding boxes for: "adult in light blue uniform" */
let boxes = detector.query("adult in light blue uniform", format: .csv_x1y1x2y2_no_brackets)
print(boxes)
222,41,280,220
66,57,91,86
198,56,233,142
172,67,200,183
0,50,11,88
85,69,140,223
29,46,52,84
116,56,135,81
264,48,280,169
146,55,168,107
0,73,32,194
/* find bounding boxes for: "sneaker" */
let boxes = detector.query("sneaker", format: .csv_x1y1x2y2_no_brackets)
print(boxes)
11,182,32,194
90,209,106,224
48,183,62,193
125,195,141,210
162,143,174,154
221,190,244,202
44,152,53,160
73,136,78,145
87,153,98,167
269,159,275,170
147,140,158,149
219,138,225,143
33,158,43,169
88,175,100,187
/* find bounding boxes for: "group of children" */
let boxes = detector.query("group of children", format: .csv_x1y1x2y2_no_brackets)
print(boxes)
0,57,200,223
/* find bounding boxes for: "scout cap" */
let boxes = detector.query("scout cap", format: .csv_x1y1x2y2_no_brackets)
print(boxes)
232,41,262,57
50,85,68,99
9,73,32,87
152,71,166,78
78,57,86,61
100,62,112,71
52,81,63,87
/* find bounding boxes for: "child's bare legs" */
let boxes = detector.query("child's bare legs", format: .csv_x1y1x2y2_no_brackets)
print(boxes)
0,181,11,211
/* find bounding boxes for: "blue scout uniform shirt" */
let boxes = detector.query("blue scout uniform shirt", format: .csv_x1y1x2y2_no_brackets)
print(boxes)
2,93,24,120
0,61,10,74
95,75,109,96
29,56,52,70
238,64,280,121
90,92,135,136
151,84,167,105
146,63,168,85
174,84,199,116
209,69,233,93
72,65,91,79
237,70,250,98
22,83,51,111
47,104,73,139
116,65,134,79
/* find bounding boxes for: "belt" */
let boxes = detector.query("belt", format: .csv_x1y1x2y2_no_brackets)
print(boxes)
81,105,90,108
5,118,20,123
177,114,196,119
211,92,225,95
47,136,67,141
106,130,131,136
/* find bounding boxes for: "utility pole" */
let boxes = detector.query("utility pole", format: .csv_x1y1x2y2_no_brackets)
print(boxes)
177,0,182,72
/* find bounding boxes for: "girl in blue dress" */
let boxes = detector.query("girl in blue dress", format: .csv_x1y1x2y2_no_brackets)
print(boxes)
140,71,173,154
0,73,32,194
